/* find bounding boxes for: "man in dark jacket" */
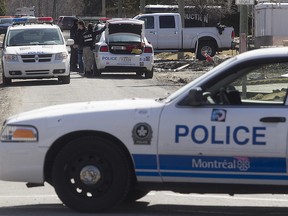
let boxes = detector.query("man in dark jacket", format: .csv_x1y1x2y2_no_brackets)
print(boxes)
82,23,106,76
69,19,78,71
73,20,86,74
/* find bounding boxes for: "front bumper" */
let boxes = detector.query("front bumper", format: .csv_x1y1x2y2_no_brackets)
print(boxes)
3,60,70,79
0,141,46,183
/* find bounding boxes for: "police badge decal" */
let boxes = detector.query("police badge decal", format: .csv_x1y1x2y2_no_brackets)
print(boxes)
132,122,153,145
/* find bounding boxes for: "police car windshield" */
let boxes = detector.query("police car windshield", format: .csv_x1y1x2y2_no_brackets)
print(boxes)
7,28,64,46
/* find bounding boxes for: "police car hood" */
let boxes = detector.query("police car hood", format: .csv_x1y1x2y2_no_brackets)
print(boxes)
7,98,164,124
5,45,66,55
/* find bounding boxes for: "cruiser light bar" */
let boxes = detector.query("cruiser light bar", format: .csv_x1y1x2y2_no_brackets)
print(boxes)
12,17,53,25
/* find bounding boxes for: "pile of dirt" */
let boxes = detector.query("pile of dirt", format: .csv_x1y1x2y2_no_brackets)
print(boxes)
153,52,233,85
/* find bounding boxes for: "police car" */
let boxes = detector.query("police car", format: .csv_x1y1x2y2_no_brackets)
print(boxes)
1,17,74,85
1,47,288,212
93,18,154,78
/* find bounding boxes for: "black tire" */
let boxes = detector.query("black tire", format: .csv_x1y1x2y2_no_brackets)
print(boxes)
144,68,154,79
52,136,131,213
2,71,11,86
92,60,101,77
136,71,144,76
58,74,70,84
196,41,217,60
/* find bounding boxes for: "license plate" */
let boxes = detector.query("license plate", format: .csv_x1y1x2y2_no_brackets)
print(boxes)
119,57,132,62
112,46,126,50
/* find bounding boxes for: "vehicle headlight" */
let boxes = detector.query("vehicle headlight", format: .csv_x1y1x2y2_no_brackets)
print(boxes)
55,52,68,60
1,125,38,142
4,54,19,62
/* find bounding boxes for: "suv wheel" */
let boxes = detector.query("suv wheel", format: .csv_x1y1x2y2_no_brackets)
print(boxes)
144,68,154,79
2,72,11,86
58,74,70,84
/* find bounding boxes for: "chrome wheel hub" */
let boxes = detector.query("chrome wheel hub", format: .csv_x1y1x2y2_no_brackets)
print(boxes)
80,165,101,185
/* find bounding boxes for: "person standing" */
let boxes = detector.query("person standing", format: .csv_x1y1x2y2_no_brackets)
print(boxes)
83,23,106,76
73,20,86,74
69,18,78,72
82,23,95,76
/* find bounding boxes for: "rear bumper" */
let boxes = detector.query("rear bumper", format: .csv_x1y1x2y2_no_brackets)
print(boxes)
95,52,154,72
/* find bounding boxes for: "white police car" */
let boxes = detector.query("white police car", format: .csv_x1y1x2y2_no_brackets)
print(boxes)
1,17,74,85
93,18,154,78
1,47,288,212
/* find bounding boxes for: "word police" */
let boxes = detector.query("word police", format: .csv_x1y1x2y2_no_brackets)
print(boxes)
175,125,266,145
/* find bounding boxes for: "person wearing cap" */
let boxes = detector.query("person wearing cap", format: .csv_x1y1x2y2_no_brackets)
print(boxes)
73,20,86,74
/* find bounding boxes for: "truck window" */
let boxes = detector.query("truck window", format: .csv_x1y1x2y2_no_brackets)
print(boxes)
139,16,154,29
159,16,175,28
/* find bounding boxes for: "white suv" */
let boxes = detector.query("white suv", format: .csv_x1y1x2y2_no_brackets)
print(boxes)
1,17,74,85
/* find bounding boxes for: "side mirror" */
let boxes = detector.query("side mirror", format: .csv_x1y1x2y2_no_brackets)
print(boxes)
66,39,74,46
180,87,204,106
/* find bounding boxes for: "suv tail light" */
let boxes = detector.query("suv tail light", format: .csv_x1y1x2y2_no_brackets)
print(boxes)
100,45,108,52
144,47,153,53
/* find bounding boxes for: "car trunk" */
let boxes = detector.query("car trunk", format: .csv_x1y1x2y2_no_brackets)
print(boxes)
107,23,144,55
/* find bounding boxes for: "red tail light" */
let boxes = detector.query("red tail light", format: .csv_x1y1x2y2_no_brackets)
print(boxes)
100,45,108,52
144,46,153,53
231,30,235,40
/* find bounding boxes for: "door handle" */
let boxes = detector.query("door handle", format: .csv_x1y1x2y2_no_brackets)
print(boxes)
260,117,286,123
149,31,157,35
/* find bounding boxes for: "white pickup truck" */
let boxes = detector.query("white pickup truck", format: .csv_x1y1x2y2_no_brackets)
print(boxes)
134,13,235,60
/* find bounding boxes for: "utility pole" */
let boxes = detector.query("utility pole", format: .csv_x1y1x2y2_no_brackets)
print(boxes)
140,0,145,13
236,0,254,53
178,0,184,59
118,0,123,17
38,0,42,17
239,5,249,53
102,0,106,17
52,0,57,19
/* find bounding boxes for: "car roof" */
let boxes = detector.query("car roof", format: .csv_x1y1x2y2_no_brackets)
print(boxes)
8,23,59,30
232,47,288,63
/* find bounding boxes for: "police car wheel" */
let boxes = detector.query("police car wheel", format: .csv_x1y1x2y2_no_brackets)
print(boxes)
2,72,11,86
144,68,154,79
58,74,70,84
92,61,101,77
52,136,131,213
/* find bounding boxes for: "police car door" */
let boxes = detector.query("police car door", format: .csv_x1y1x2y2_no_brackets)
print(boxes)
158,60,288,185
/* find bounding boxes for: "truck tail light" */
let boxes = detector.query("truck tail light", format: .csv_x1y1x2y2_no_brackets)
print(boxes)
144,47,153,53
100,45,109,52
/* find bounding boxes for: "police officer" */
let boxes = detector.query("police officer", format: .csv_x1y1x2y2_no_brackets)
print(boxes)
69,18,78,72
82,23,106,76
73,20,86,74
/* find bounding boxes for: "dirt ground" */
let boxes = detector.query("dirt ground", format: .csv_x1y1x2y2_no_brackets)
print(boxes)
153,51,235,86
0,51,235,125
